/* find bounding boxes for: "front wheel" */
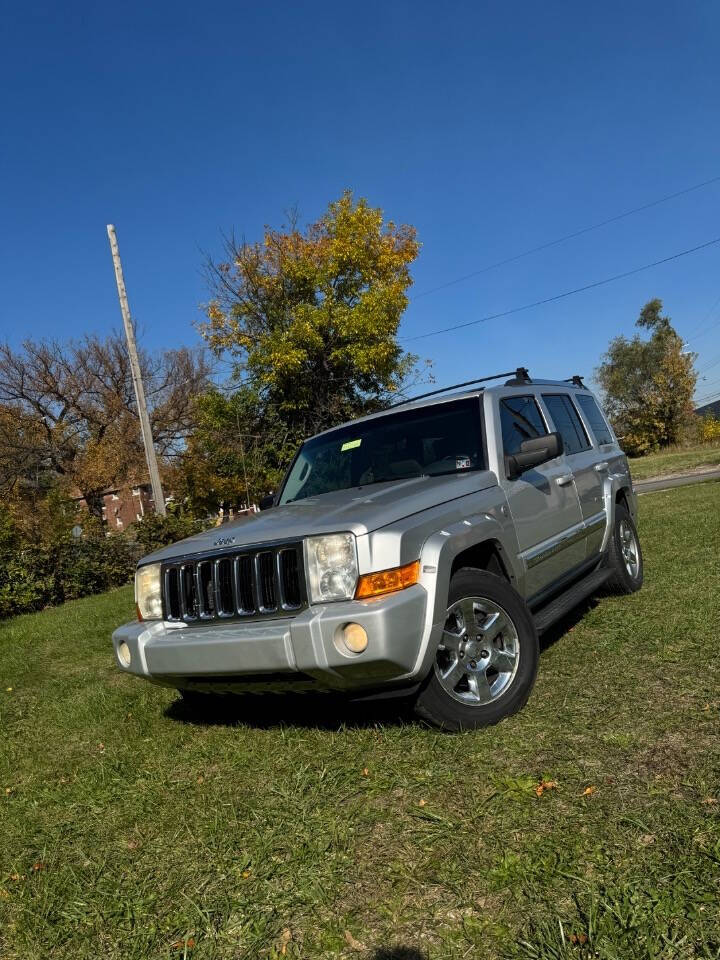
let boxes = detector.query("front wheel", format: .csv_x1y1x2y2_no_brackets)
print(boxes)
605,504,643,594
414,568,539,731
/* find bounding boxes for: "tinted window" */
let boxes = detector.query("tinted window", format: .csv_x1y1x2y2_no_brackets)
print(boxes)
542,394,591,455
279,397,482,503
575,393,614,445
500,395,548,456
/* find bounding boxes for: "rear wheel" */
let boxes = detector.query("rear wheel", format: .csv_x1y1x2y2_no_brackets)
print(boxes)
414,568,539,731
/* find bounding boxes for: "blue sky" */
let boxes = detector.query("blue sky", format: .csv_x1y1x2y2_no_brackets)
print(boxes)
2,1,720,405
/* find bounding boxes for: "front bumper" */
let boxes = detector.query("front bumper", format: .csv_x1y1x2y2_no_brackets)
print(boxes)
112,584,429,693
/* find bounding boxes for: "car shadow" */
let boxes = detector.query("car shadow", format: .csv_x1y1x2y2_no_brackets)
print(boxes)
538,594,599,652
164,689,417,731
369,949,428,960
164,599,601,731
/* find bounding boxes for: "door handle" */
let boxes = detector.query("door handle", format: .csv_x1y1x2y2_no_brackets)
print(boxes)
594,461,609,472
555,474,574,486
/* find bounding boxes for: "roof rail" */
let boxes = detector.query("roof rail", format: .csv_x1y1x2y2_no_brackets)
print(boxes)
564,375,586,387
385,367,529,410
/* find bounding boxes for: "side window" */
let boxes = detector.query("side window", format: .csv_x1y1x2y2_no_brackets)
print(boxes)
500,395,548,456
575,393,614,446
542,394,591,455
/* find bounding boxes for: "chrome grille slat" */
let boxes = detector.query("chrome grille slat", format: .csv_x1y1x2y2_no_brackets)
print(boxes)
162,542,306,623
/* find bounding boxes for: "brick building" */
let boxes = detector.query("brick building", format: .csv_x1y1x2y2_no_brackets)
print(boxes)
73,484,159,531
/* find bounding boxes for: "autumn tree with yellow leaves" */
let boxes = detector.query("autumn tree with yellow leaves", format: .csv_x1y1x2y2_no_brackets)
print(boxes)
191,191,425,505
596,299,697,456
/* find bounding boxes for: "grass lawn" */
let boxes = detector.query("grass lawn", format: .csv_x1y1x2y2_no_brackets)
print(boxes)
629,441,720,481
2,483,720,960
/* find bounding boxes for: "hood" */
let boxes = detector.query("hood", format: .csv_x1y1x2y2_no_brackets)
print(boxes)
142,470,498,564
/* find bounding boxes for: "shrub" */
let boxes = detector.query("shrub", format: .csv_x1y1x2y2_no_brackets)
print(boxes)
0,508,141,619
133,503,209,554
699,414,720,444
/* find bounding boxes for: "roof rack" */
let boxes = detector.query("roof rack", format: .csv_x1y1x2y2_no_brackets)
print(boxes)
564,375,586,387
385,368,529,410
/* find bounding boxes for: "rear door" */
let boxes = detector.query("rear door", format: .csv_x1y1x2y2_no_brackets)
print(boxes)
493,392,585,598
540,393,606,557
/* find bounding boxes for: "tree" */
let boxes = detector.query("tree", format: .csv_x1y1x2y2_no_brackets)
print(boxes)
0,333,210,518
595,299,697,455
199,191,425,484
174,385,280,514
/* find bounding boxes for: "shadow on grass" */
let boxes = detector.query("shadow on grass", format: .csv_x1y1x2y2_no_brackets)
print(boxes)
370,948,427,960
538,595,599,652
164,596,602,731
165,689,417,730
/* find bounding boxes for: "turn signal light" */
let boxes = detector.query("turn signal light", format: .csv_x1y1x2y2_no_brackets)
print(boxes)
355,560,421,600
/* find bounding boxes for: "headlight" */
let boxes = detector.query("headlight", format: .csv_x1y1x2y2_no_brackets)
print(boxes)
306,533,358,603
135,563,163,620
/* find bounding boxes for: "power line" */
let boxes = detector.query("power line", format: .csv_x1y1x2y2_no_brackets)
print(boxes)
412,174,720,301
402,236,720,343
684,293,720,343
695,388,720,405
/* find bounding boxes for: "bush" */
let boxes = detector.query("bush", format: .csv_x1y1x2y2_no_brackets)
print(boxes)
700,414,720,444
133,503,209,554
0,530,141,620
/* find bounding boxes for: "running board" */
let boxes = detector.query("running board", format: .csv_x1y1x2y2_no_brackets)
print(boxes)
532,566,612,635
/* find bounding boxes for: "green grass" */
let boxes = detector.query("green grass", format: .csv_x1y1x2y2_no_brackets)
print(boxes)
628,441,720,481
2,482,720,959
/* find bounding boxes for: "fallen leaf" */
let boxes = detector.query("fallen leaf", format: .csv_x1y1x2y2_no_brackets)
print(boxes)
361,767,370,777
196,776,204,784
278,928,292,955
0,889,9,898
639,833,655,846
418,798,426,807
344,929,366,951
582,786,596,797
702,797,718,805
535,779,558,797
31,862,46,872
127,839,140,850
171,938,195,951
9,874,22,882
5,787,14,795
98,743,105,753
242,869,252,879
570,932,588,944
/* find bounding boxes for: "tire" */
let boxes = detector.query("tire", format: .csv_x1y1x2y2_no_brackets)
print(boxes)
605,503,644,594
414,568,539,731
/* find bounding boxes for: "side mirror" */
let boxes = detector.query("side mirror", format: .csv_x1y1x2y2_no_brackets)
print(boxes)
259,493,275,511
505,431,563,479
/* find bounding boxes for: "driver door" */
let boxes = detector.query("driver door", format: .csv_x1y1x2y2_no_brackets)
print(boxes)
496,394,585,599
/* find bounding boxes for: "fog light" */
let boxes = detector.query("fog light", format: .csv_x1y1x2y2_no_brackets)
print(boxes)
117,641,132,668
341,623,368,654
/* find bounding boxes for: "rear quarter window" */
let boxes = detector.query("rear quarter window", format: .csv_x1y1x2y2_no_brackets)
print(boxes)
575,393,614,446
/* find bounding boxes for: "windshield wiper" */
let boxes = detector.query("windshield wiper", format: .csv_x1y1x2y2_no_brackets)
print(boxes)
358,473,427,487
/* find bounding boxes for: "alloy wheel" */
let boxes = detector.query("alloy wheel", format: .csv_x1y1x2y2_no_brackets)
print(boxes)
435,596,520,705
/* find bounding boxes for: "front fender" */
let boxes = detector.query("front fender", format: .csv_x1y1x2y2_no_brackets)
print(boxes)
410,507,520,681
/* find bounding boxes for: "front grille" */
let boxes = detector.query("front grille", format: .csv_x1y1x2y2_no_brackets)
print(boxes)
162,542,306,623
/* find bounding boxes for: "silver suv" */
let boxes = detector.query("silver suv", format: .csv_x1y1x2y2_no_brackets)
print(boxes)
113,369,643,730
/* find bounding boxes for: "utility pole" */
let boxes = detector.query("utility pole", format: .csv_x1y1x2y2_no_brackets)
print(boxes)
106,224,166,516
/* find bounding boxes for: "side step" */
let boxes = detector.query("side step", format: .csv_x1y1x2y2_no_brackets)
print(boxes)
532,566,612,635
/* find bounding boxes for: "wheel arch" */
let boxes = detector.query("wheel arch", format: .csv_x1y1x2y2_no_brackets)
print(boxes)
450,539,512,583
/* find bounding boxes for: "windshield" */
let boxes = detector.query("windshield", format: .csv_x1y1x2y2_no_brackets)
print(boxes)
279,397,483,504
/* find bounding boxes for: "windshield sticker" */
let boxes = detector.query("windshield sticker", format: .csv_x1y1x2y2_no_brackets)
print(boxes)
341,439,362,451
456,456,472,470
